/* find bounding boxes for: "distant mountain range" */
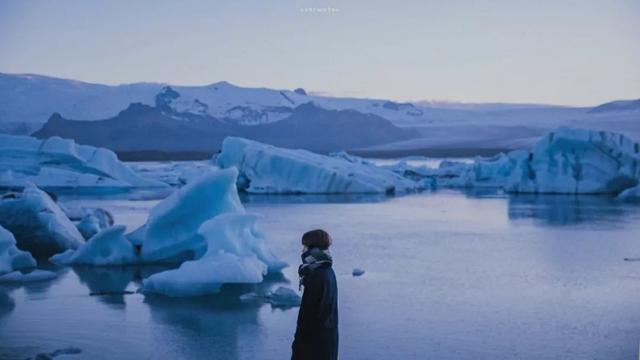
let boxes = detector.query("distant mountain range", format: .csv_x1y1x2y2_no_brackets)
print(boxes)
33,96,415,159
2,72,639,158
0,73,429,127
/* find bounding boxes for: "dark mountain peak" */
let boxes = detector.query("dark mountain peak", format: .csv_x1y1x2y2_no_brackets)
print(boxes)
294,88,307,96
118,102,157,116
155,86,181,112
47,112,64,122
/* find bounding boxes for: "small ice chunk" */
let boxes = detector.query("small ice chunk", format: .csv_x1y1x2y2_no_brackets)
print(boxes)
76,215,102,240
0,225,36,275
352,268,365,277
239,292,260,303
50,226,139,266
266,286,301,307
0,183,84,257
0,269,57,283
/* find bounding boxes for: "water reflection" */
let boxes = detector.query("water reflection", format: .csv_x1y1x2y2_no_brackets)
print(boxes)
143,285,262,359
72,265,174,307
0,286,15,318
507,194,632,226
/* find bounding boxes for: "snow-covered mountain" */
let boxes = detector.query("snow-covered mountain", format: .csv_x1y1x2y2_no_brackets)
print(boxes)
0,73,430,127
1,72,638,157
32,101,416,156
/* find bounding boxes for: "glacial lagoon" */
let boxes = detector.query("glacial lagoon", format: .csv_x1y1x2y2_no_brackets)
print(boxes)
2,186,640,359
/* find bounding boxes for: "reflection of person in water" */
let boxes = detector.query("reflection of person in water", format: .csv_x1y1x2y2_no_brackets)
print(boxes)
291,229,339,360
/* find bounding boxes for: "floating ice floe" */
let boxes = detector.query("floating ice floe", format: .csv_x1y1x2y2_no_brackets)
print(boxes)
352,268,365,277
393,128,640,194
0,269,57,283
50,226,139,266
0,183,85,257
239,287,302,308
216,137,418,194
142,212,286,297
266,286,301,307
0,134,167,191
0,225,36,275
138,168,285,296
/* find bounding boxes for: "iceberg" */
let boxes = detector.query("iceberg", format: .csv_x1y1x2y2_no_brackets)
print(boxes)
142,213,285,297
408,128,640,194
0,134,167,190
216,137,418,194
0,183,85,257
0,225,36,275
50,226,139,266
134,168,245,263
140,169,285,297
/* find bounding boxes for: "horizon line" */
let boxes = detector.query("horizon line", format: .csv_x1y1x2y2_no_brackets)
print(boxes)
2,71,634,108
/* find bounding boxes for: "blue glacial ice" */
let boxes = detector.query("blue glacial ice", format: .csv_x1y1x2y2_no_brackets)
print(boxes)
389,128,640,195
0,183,85,257
132,168,245,263
216,137,418,194
50,225,139,266
0,225,36,275
0,134,167,190
136,168,285,296
142,213,286,297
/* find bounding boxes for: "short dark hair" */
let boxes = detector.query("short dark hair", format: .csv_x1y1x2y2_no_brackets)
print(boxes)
302,229,332,250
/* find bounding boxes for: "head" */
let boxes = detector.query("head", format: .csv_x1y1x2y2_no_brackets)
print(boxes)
301,229,332,251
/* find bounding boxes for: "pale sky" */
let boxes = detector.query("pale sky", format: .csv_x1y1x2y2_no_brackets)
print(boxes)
0,0,639,105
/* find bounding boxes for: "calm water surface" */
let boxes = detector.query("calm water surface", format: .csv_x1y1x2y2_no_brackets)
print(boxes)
1,191,640,359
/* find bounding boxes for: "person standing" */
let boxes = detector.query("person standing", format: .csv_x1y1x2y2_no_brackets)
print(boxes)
291,229,339,360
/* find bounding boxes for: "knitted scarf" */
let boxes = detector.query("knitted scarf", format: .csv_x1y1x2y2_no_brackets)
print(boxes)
298,248,332,290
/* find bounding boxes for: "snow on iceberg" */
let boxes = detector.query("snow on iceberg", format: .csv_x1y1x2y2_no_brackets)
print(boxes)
412,128,640,194
0,134,167,190
0,183,84,257
142,213,285,297
50,226,139,266
216,137,418,194
133,168,245,263
0,225,36,275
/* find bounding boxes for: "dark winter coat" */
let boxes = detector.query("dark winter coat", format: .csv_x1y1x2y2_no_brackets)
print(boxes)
291,262,339,360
